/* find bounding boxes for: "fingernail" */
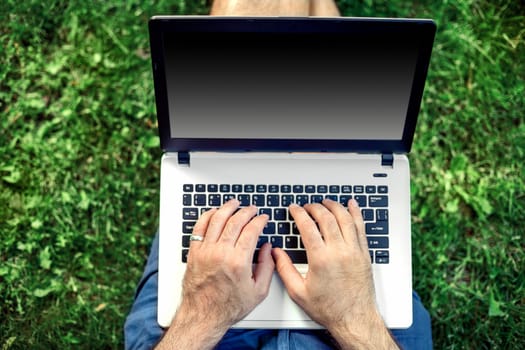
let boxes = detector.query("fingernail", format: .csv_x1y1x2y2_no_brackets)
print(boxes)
350,199,358,207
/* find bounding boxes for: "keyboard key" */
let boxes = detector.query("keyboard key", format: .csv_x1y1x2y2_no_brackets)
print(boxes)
182,221,196,233
183,194,192,206
369,195,388,207
329,185,340,193
259,208,272,219
317,185,328,193
223,194,235,203
362,209,374,221
207,184,218,192
196,184,206,192
285,236,298,249
232,184,242,193
339,195,351,205
369,250,374,263
353,185,364,193
311,195,323,203
378,186,388,194
274,209,287,220
366,222,389,234
365,185,376,193
268,185,279,193
293,185,304,193
367,236,389,249
238,194,250,206
257,235,269,248
183,184,193,192
244,185,255,193
292,223,300,234
267,195,279,207
182,235,190,248
194,194,206,206
270,236,283,248
256,184,267,193
220,184,230,192
252,195,265,206
354,195,367,207
208,194,221,206
305,185,316,193
182,249,189,263
376,209,388,221
280,185,291,193
285,250,308,264
342,185,352,193
325,195,338,202
375,250,389,264
264,222,276,234
281,195,294,206
278,222,291,234
296,195,309,206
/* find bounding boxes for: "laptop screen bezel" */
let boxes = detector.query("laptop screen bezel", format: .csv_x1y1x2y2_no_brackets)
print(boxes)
149,16,436,154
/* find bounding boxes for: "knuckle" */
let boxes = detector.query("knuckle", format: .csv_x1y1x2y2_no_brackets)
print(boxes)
319,210,335,223
224,220,240,238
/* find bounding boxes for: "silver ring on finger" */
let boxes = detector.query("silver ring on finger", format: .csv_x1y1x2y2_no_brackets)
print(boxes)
189,234,204,242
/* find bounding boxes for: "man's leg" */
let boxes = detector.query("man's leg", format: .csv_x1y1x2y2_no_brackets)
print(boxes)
310,0,341,16
124,233,163,350
210,0,339,17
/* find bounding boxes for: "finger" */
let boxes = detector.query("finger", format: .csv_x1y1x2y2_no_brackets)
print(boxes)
219,205,258,245
204,199,240,243
289,204,324,251
348,199,369,253
253,243,275,299
303,201,344,244
272,248,305,304
322,198,359,247
190,208,217,248
235,213,269,257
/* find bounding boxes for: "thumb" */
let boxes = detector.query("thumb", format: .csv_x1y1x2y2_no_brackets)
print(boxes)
253,243,275,298
272,248,305,302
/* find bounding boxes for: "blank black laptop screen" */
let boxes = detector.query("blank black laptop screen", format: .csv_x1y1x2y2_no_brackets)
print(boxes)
164,32,416,140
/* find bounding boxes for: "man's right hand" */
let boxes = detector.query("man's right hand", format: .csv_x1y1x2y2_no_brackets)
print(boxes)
272,199,399,349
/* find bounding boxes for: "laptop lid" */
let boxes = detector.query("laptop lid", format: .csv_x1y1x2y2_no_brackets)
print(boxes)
149,16,435,154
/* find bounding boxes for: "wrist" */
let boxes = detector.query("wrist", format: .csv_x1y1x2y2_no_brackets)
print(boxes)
156,303,230,350
327,311,399,350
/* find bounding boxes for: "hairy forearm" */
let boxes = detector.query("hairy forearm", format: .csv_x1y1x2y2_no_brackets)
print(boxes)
155,305,229,350
328,311,400,350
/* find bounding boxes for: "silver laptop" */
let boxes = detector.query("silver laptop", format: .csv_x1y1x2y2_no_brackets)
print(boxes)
148,16,436,329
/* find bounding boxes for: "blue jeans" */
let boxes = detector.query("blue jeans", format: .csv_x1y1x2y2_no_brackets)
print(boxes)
124,233,432,349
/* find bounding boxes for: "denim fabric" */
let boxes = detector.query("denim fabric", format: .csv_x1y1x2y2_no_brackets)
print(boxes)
124,232,432,349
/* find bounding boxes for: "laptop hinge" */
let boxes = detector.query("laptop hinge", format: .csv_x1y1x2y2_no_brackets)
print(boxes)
381,153,394,168
178,152,190,166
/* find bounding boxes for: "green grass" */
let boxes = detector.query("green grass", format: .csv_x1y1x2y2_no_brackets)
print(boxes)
1,0,523,348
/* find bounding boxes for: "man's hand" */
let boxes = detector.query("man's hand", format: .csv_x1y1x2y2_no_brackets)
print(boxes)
156,199,274,350
273,199,399,350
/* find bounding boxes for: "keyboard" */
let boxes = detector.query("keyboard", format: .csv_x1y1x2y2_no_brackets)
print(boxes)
181,184,390,264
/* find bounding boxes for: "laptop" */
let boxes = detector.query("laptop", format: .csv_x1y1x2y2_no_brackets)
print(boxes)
148,16,436,329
